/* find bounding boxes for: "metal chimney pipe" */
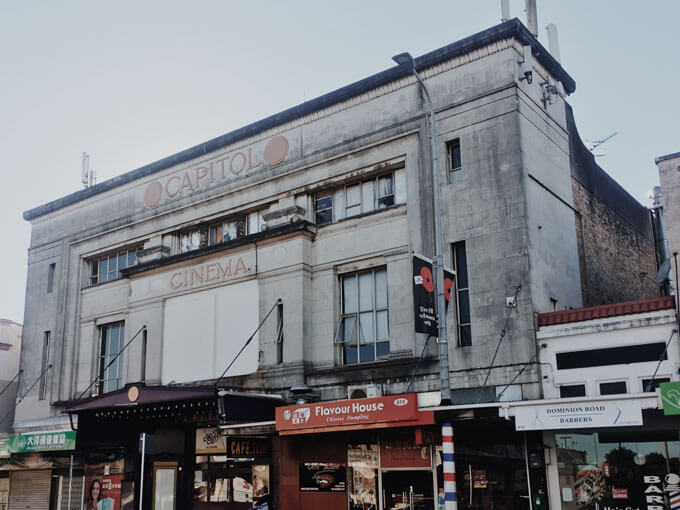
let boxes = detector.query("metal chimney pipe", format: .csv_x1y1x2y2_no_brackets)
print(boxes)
501,0,510,22
525,0,538,36
546,23,561,63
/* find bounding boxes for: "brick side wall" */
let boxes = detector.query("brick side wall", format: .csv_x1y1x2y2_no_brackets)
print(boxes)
573,178,658,306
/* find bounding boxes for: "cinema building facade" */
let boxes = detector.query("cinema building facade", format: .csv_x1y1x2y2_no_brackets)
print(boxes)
8,18,659,510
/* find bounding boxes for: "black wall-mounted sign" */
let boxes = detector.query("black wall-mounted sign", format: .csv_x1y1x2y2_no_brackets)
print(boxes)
227,437,270,458
412,253,455,336
299,462,346,492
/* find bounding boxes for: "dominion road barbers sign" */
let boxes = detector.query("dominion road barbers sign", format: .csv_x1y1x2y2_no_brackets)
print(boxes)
514,400,643,431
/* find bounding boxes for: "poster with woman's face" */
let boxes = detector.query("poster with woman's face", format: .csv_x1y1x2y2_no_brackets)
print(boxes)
85,475,123,510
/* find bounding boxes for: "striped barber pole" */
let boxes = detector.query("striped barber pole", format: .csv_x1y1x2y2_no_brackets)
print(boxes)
669,490,680,509
442,422,457,510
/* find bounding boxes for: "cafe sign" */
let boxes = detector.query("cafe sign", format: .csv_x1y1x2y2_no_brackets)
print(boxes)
514,400,643,431
196,427,226,454
9,430,76,453
276,394,433,435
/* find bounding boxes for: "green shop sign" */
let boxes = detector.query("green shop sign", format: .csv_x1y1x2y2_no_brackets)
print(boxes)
660,381,680,415
9,430,76,453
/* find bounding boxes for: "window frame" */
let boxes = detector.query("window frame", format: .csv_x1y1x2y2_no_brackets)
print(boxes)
452,241,471,347
88,247,140,286
98,321,125,394
315,171,398,227
39,331,50,400
447,138,462,174
336,267,389,365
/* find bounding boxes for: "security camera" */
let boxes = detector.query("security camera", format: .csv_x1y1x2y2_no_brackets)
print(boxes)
519,45,533,84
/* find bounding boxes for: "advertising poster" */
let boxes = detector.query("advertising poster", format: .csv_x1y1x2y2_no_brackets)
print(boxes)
84,475,123,510
299,462,346,492
412,253,455,336
348,445,378,509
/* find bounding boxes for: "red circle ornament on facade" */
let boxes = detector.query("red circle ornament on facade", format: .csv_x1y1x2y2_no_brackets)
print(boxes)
144,181,163,207
263,135,289,166
420,267,434,293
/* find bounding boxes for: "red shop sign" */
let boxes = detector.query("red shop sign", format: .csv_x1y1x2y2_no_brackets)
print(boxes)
276,393,433,435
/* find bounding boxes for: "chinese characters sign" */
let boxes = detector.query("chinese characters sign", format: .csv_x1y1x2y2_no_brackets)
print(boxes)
9,430,76,453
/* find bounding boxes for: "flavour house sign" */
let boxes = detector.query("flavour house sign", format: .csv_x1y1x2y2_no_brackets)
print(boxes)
276,394,433,435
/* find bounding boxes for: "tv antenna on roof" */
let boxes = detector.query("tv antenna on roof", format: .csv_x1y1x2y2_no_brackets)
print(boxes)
81,152,96,188
586,131,618,158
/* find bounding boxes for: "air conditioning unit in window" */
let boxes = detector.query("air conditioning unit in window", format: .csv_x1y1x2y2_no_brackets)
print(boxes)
347,384,381,400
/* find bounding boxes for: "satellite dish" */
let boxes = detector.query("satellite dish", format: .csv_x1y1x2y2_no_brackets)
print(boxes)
657,259,671,285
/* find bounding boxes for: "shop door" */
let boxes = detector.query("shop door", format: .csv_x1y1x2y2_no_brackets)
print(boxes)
382,470,435,510
152,462,178,510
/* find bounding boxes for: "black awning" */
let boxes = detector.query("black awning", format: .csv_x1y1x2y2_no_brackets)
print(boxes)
65,383,217,413
65,383,283,427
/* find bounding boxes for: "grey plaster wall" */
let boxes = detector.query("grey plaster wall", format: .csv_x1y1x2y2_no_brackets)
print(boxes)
15,34,611,427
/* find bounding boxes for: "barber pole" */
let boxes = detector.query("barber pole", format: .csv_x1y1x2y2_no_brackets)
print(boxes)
670,490,680,510
442,422,457,510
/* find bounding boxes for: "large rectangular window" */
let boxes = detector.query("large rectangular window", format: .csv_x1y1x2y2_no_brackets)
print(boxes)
335,268,389,364
89,248,139,285
452,241,471,346
99,322,125,394
39,331,50,400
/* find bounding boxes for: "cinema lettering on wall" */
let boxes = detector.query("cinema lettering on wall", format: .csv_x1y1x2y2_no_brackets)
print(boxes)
143,134,290,208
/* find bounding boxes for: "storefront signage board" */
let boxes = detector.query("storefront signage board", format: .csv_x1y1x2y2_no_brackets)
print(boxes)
195,427,226,454
276,394,433,435
9,430,76,453
299,462,346,492
514,400,643,431
660,381,680,415
0,439,8,458
227,438,269,458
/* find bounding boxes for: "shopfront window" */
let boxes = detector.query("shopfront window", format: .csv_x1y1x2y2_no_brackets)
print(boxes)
556,432,680,509
348,445,379,510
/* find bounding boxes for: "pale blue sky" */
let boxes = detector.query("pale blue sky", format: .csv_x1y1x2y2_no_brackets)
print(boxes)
1,1,678,324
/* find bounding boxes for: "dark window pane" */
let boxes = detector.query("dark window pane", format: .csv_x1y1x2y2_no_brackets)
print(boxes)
344,346,358,365
376,341,389,358
128,250,137,267
459,325,472,346
454,243,468,288
600,381,627,395
377,195,394,208
556,343,667,370
359,344,375,363
458,290,470,324
559,384,586,398
450,140,462,170
642,378,670,392
316,209,333,226
316,196,332,209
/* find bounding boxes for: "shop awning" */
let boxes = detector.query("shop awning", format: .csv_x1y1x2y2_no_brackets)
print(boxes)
64,383,283,426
